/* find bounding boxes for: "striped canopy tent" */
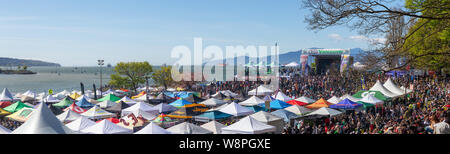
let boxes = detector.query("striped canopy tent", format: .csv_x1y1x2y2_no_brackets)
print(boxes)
305,98,333,109
167,104,209,119
152,114,175,123
3,101,32,113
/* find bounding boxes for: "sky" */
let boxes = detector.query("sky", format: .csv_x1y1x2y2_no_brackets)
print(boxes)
0,0,389,66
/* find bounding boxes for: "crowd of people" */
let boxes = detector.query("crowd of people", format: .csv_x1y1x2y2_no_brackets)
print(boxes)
1,66,449,134
181,67,449,134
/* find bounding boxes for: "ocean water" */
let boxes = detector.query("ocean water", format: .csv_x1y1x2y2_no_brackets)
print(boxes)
0,66,116,94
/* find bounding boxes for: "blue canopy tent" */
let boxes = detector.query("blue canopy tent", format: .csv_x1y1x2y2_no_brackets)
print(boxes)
329,98,362,110
245,106,265,112
260,100,292,110
169,99,193,108
196,111,232,120
271,109,299,123
75,98,95,109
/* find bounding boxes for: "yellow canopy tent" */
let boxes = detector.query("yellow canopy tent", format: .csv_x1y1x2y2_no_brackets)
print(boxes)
0,108,11,117
5,107,35,122
131,91,146,99
70,93,81,100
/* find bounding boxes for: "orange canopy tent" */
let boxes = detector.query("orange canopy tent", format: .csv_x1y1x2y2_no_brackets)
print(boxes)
306,98,333,109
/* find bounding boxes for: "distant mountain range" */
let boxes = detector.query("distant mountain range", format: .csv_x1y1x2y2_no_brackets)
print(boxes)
205,48,367,65
0,57,61,67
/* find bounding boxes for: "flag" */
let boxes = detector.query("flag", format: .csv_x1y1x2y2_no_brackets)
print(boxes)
340,54,350,74
361,76,366,90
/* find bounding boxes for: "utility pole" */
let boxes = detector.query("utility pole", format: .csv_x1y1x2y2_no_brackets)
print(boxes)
98,60,104,97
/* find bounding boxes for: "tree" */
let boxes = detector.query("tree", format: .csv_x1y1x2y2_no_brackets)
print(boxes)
108,62,153,94
152,66,174,90
301,0,450,72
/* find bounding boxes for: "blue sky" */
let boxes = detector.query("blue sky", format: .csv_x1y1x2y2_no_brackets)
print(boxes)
0,0,387,66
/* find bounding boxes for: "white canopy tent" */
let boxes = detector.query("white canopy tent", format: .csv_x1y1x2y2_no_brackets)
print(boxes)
200,120,226,134
383,78,409,95
56,109,82,123
400,86,413,93
327,96,342,104
284,105,313,115
221,116,276,134
150,103,178,114
359,94,384,105
200,98,226,107
97,100,117,108
0,88,14,101
81,105,116,119
218,102,254,116
249,111,285,134
284,62,300,67
239,96,265,106
305,107,343,117
272,91,293,102
0,125,11,134
81,119,133,134
121,102,159,118
65,116,96,133
295,96,316,104
248,85,274,96
54,90,71,99
206,103,229,112
11,103,75,134
167,122,214,134
134,122,172,134
44,95,61,103
369,80,400,98
339,94,361,102
120,96,141,105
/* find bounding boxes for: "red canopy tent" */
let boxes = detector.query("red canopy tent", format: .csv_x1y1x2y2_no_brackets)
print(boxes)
286,100,308,106
0,101,12,108
63,103,87,114
97,118,120,124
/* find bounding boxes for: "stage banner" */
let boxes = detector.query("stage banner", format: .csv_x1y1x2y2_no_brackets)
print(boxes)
340,54,350,74
300,54,308,73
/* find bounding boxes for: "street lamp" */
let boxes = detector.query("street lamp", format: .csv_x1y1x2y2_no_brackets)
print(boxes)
98,59,105,96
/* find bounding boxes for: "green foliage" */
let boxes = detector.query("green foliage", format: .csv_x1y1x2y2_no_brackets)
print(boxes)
152,66,173,90
403,19,449,71
403,0,450,71
108,61,153,93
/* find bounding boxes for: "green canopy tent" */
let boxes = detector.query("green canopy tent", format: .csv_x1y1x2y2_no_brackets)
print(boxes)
352,90,389,101
355,101,375,109
3,101,33,113
52,97,74,108
97,93,121,102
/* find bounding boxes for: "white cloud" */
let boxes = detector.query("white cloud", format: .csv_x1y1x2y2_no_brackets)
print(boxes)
328,33,343,41
349,35,387,44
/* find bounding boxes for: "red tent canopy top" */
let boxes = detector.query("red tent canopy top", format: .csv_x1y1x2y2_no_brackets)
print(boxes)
286,100,308,106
